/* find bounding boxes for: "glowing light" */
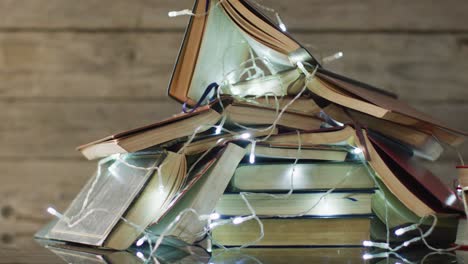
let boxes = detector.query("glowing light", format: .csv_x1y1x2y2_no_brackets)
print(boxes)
275,13,287,32
362,254,373,260
279,23,287,32
136,237,146,247
215,126,222,135
352,147,363,155
239,133,251,139
362,240,390,249
233,217,244,225
395,228,405,236
47,207,64,219
168,9,193,17
323,51,344,64
249,153,256,164
445,194,457,206
249,141,256,164
210,213,220,220
136,252,145,261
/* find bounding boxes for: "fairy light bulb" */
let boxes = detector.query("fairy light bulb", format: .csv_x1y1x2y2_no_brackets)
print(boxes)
233,217,244,225
323,51,344,63
352,147,363,155
240,133,251,139
136,237,146,247
136,252,146,261
362,240,390,250
275,13,287,32
47,207,64,219
210,213,220,220
168,9,194,17
394,224,419,236
362,252,389,260
215,115,227,135
249,141,257,164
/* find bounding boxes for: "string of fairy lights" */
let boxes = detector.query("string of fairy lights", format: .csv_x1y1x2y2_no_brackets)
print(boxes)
45,0,467,263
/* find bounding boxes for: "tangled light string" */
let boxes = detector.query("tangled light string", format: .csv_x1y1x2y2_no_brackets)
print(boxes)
45,1,466,262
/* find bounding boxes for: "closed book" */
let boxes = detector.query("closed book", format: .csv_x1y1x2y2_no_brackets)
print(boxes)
216,192,373,217
371,181,458,244
212,217,371,246
369,131,463,213
308,72,467,147
229,162,375,192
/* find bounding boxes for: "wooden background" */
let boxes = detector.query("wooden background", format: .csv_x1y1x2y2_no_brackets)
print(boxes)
1,0,468,249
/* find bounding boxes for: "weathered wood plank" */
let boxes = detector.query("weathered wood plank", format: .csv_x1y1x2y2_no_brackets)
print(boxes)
0,101,466,159
0,32,184,99
0,160,94,249
0,0,467,31
0,100,180,159
1,32,468,102
294,33,468,102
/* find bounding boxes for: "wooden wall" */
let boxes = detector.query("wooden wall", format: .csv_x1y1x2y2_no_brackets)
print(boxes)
1,0,468,248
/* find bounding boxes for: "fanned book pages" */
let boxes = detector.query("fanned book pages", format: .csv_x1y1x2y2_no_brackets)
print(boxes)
168,0,311,105
167,0,466,148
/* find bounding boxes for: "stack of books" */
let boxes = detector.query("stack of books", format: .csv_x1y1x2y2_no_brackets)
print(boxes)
37,0,467,259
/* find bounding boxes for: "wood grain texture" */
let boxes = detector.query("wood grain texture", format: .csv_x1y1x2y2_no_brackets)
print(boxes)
0,0,467,31
1,33,467,102
0,100,180,159
0,32,184,99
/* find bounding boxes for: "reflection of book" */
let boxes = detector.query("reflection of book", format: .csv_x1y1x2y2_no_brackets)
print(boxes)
38,239,210,264
212,217,371,246
211,247,369,264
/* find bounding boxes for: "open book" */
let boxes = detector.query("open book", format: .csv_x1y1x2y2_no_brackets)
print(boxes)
167,0,466,148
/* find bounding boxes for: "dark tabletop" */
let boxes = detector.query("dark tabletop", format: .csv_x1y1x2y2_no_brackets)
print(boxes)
0,238,463,264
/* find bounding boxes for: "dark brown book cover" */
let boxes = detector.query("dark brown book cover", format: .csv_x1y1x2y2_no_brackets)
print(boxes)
317,71,467,137
369,132,464,213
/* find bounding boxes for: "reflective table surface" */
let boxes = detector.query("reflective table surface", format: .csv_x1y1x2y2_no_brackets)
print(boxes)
0,238,464,264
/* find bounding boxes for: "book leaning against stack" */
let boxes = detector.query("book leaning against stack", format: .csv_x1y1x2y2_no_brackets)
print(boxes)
36,0,468,260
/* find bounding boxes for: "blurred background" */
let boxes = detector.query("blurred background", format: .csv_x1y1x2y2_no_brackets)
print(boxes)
1,0,467,250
